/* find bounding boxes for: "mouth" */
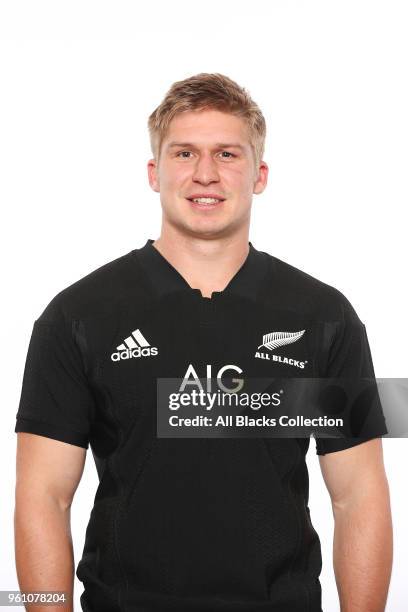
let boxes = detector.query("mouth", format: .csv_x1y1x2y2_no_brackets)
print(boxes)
186,196,226,209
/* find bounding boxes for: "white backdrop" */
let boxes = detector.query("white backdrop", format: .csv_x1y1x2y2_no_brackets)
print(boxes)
1,1,407,610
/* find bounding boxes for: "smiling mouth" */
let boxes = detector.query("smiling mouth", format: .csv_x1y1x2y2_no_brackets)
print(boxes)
186,197,225,207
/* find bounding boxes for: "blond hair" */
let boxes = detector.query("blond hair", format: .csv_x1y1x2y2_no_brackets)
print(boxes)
148,73,266,167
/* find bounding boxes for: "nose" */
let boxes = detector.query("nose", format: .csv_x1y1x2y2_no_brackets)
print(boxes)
192,152,220,185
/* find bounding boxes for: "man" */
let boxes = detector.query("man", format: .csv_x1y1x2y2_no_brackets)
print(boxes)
15,73,392,611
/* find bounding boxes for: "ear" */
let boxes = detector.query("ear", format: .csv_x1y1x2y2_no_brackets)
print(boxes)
147,158,160,193
253,161,269,195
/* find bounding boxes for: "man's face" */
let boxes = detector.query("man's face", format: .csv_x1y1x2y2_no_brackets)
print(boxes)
148,109,268,239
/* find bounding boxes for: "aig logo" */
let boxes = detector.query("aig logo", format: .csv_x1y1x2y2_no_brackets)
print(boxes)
180,364,244,393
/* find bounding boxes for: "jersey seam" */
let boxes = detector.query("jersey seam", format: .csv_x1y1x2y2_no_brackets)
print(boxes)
93,358,127,611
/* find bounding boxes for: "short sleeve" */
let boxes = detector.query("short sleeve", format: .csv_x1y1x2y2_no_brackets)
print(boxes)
315,296,388,455
15,298,96,449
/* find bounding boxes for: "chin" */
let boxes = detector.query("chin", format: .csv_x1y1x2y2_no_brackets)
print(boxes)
176,219,240,240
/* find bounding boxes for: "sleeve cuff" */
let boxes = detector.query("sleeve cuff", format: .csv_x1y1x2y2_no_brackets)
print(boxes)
15,417,89,449
315,432,387,455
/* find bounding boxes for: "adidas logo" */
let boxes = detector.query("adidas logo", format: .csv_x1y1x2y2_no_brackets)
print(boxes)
111,328,158,362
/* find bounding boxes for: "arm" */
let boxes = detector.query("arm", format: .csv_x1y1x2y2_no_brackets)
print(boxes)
14,432,86,612
319,439,393,612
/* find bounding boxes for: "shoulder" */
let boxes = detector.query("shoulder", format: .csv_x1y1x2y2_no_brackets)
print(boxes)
259,249,363,325
34,249,144,325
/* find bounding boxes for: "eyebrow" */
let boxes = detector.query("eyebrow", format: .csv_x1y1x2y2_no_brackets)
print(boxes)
167,141,246,151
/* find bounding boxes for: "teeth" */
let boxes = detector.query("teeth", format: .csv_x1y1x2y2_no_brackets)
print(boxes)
192,197,221,204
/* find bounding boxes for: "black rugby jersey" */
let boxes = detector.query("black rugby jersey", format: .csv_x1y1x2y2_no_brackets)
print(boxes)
15,239,387,612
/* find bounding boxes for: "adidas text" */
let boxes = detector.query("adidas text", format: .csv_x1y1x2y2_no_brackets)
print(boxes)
111,346,158,361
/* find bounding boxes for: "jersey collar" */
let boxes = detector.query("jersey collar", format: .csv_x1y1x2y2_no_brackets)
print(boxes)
134,239,270,301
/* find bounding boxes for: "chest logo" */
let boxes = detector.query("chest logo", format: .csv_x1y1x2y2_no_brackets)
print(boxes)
255,329,307,369
111,328,158,362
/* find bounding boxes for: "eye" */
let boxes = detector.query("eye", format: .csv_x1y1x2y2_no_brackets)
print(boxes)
219,151,236,159
176,151,193,158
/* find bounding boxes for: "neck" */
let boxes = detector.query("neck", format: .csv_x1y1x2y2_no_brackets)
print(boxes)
152,225,250,298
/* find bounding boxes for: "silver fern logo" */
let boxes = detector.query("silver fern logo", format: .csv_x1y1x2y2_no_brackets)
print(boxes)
258,330,305,351
255,330,307,369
